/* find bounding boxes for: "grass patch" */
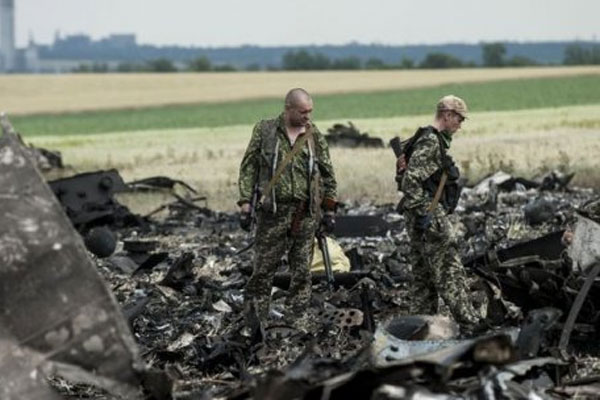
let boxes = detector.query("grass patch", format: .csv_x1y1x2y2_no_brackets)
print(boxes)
13,74,600,137
31,104,600,211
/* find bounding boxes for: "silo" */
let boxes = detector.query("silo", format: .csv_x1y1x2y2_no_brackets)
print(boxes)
0,0,16,72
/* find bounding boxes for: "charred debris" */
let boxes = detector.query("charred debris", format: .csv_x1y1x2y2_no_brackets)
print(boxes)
325,122,384,148
2,115,600,399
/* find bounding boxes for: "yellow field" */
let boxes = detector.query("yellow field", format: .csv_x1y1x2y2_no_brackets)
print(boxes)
2,66,600,115
31,104,600,213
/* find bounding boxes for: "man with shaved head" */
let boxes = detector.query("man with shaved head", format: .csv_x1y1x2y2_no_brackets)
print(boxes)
238,88,337,327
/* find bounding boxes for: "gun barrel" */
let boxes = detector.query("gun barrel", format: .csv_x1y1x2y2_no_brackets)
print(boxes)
317,234,335,289
389,136,403,158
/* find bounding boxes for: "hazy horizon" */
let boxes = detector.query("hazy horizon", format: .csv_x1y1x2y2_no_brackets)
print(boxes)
15,0,600,48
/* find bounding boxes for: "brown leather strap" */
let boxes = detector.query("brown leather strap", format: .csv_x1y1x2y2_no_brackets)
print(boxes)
259,126,313,205
427,171,447,213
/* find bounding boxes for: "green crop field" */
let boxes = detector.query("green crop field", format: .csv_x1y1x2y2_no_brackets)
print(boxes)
13,74,600,137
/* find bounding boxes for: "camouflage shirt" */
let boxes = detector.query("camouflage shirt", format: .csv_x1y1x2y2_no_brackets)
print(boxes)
401,126,445,215
238,114,337,208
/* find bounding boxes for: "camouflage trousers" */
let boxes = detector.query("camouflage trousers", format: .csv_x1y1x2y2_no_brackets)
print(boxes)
244,202,318,322
405,208,481,326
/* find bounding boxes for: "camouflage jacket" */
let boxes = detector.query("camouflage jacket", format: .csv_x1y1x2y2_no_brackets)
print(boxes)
401,126,446,216
238,114,337,213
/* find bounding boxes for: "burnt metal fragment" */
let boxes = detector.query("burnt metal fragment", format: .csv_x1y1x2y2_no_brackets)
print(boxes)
128,175,197,194
272,271,372,290
124,239,159,253
540,170,575,191
131,252,169,275
49,169,143,230
333,215,391,238
559,262,600,352
516,307,562,359
161,252,196,290
465,230,566,270
524,197,558,225
325,122,384,148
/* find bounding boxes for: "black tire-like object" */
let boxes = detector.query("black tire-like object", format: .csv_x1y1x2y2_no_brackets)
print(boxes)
84,226,117,258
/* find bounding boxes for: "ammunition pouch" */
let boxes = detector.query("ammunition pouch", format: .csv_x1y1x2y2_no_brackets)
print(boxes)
290,201,309,237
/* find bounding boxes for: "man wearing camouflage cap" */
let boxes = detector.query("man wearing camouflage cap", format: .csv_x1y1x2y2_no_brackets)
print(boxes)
400,95,484,331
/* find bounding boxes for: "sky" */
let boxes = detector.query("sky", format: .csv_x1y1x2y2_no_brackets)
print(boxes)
14,0,600,48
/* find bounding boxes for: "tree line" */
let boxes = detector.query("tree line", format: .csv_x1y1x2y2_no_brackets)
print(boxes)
72,43,600,73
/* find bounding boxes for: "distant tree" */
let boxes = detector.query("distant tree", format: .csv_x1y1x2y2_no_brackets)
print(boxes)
245,63,261,71
564,44,589,65
212,64,237,72
116,62,141,72
482,42,506,67
147,58,177,72
282,50,331,70
311,53,332,69
73,63,109,73
563,44,600,65
91,63,109,72
419,52,464,69
506,55,537,67
72,64,91,73
399,57,415,69
188,56,212,71
331,56,362,70
365,57,385,69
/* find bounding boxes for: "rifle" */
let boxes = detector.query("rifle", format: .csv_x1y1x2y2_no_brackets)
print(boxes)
389,136,404,191
316,229,335,291
236,184,259,255
248,183,259,231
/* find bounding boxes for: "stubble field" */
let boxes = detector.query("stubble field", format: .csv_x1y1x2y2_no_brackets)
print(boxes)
2,66,600,115
4,68,599,212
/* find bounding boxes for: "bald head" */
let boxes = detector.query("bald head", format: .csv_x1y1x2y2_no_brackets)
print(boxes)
284,88,313,128
285,88,311,109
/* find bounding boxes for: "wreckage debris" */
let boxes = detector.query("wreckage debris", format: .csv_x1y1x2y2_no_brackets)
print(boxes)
48,169,143,230
4,111,600,399
84,225,117,258
128,175,197,194
0,115,143,398
524,196,559,225
325,122,384,148
333,215,392,237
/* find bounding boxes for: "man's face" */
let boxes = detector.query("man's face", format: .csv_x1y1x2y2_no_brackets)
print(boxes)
286,98,313,127
443,110,465,134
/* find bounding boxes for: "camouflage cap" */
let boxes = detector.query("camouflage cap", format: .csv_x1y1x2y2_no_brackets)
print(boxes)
437,95,468,119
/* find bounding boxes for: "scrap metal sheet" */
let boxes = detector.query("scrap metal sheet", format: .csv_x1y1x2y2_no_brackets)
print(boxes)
0,116,141,392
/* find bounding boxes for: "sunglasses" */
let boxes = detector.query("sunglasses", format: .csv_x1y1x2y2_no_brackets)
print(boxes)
451,110,465,123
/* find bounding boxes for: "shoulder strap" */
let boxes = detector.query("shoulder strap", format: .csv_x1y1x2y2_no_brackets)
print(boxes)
259,126,314,205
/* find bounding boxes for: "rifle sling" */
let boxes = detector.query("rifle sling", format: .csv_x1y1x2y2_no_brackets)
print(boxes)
426,131,450,213
259,127,313,205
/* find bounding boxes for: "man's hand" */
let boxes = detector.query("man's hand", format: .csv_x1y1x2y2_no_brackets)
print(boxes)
239,202,253,232
322,212,336,234
415,213,433,232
